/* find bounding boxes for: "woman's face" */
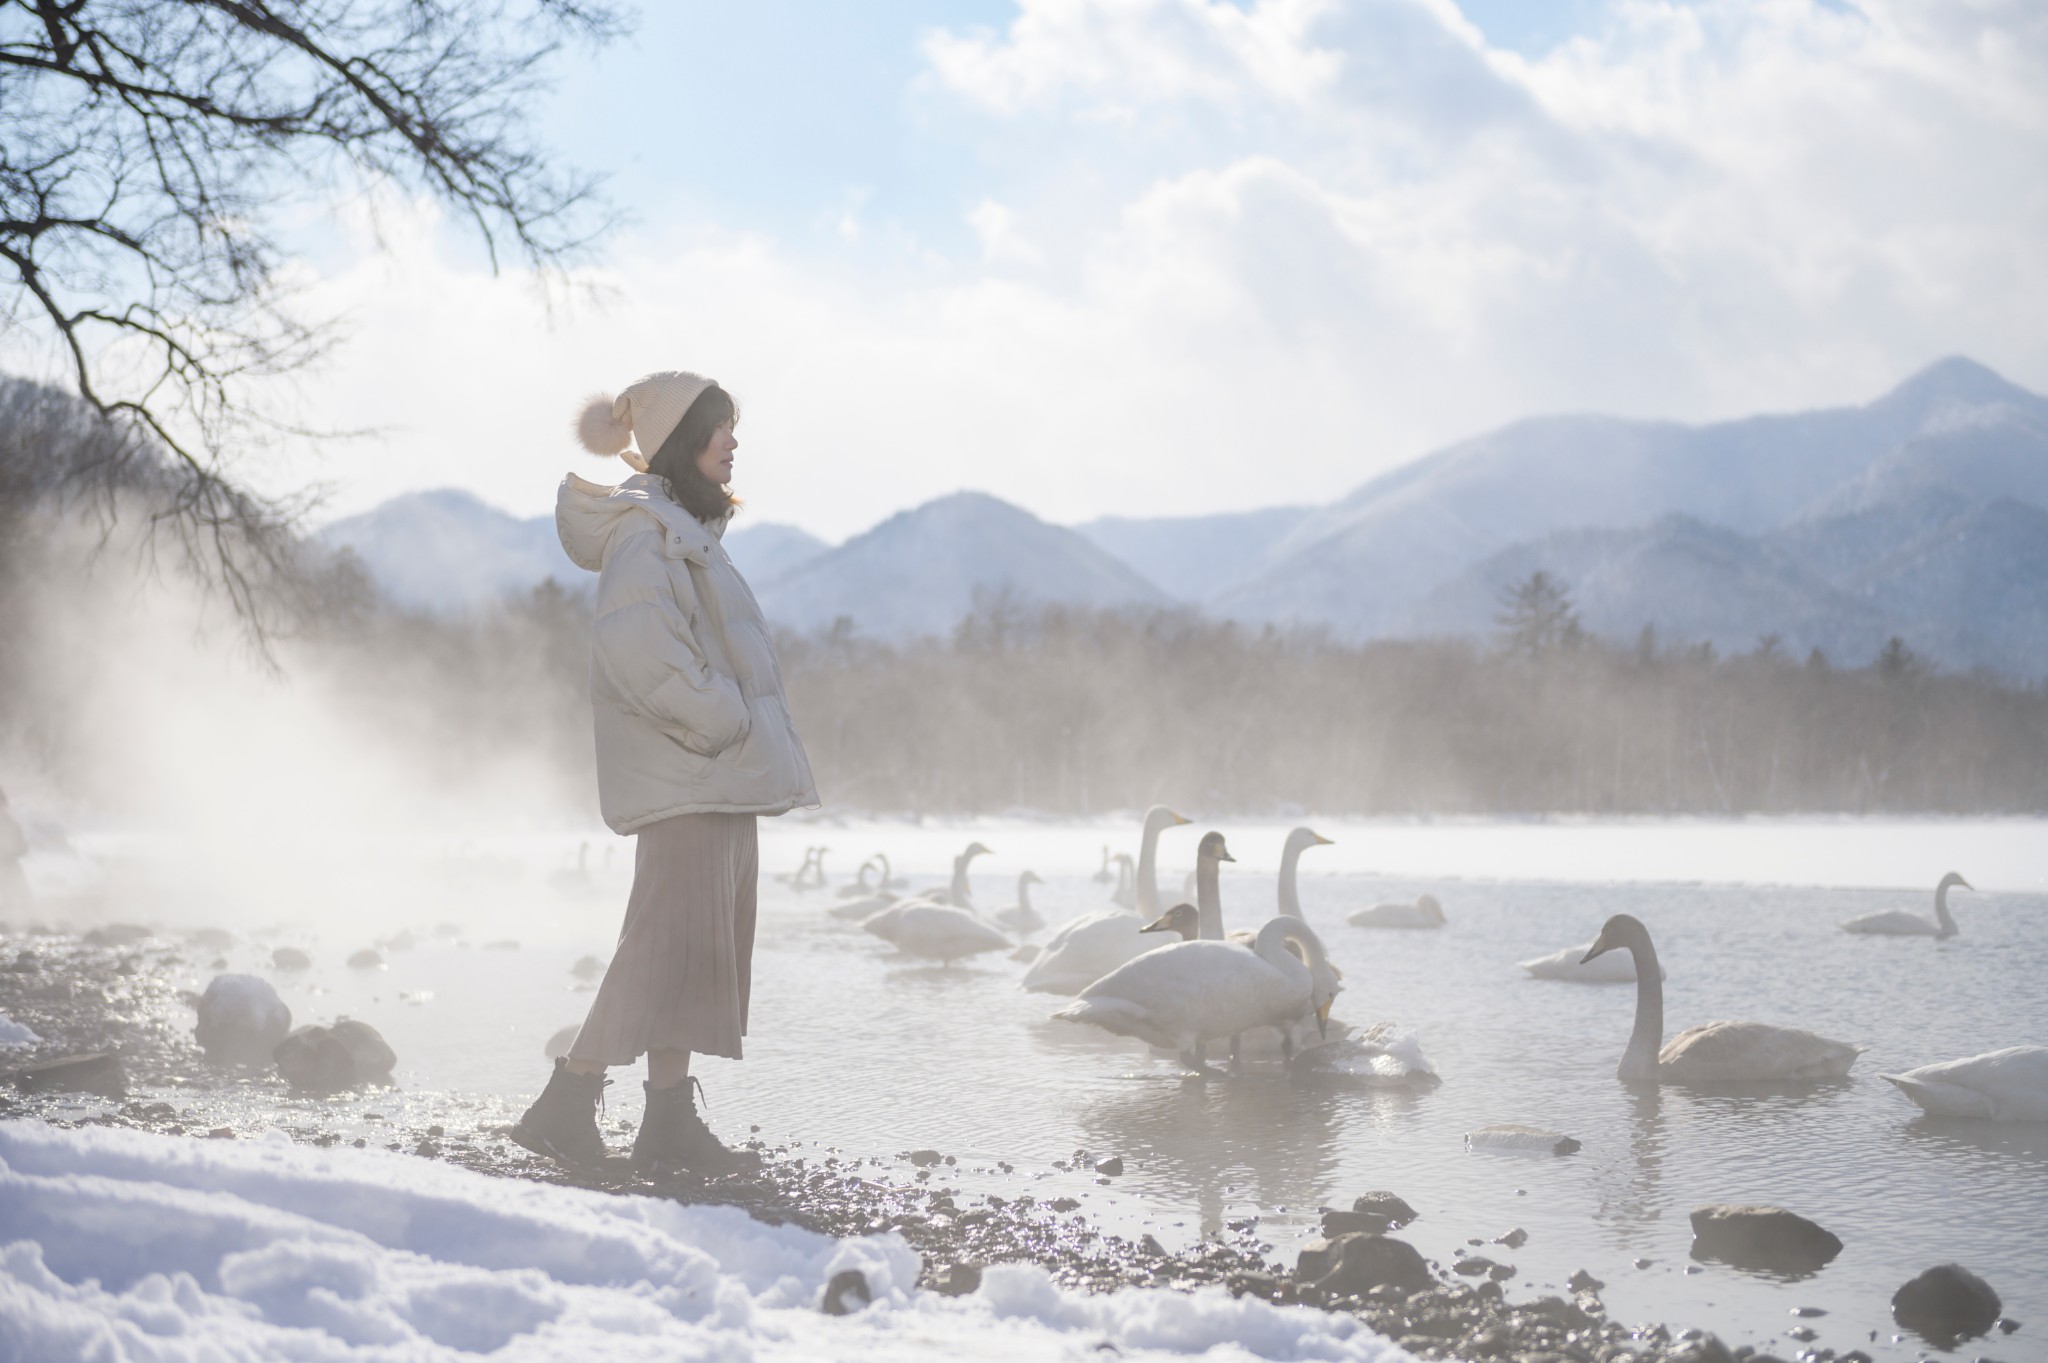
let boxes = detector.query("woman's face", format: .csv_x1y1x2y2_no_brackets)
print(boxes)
695,421,737,485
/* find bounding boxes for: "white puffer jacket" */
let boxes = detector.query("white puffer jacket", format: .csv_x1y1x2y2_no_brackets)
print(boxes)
557,472,818,833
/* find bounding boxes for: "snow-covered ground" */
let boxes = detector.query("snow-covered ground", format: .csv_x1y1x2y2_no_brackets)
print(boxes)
0,1120,1412,1362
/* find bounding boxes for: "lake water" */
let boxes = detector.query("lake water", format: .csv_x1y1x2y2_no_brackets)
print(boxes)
51,815,2048,1360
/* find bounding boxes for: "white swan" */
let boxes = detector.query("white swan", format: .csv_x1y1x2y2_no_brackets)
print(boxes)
1109,854,1136,910
774,846,819,888
1349,893,1445,930
1022,806,1190,995
931,842,993,910
1520,940,1662,984
1582,913,1861,1083
1278,826,1334,919
873,852,908,892
1842,872,1971,938
836,858,879,899
829,887,900,921
1053,915,1341,1076
1881,1045,2048,1121
862,901,1009,964
1290,1021,1439,1085
993,870,1046,935
1092,846,1114,885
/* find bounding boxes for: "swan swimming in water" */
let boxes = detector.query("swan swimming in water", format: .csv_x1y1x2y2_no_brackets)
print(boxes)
1023,807,1190,994
1520,940,1663,984
1092,846,1115,884
1053,914,1340,1077
993,870,1047,935
1349,894,1445,930
1842,872,1971,938
1881,1045,2048,1121
1109,854,1136,910
836,858,880,899
862,900,1009,965
1582,913,1861,1083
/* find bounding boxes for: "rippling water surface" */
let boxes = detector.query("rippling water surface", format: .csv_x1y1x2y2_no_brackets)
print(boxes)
89,817,2048,1361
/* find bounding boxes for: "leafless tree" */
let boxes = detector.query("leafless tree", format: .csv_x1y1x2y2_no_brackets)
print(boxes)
0,0,621,620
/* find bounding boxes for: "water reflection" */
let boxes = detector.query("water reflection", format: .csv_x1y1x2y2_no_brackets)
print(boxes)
1073,1073,1352,1240
1591,1085,1668,1234
1899,1115,2048,1171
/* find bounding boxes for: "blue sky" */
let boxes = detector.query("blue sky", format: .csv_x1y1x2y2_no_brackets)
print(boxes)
255,0,2045,538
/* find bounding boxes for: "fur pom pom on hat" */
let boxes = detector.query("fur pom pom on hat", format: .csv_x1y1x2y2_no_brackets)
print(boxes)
573,370,717,474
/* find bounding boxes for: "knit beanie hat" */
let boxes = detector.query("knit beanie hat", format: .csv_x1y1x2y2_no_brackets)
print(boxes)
574,371,718,472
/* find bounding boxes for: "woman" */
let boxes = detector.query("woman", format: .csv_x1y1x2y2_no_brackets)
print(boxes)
512,370,817,1177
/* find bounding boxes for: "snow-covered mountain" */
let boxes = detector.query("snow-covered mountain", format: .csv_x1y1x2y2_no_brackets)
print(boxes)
754,491,1170,637
1074,506,1311,603
318,490,570,614
1214,357,2048,638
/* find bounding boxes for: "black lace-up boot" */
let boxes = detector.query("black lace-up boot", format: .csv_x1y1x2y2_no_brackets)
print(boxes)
509,1058,608,1166
632,1077,761,1178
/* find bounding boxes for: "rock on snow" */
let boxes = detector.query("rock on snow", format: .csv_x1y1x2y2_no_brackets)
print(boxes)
0,1119,1414,1361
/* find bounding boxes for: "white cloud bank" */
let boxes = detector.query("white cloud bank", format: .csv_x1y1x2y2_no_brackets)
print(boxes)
271,0,2046,538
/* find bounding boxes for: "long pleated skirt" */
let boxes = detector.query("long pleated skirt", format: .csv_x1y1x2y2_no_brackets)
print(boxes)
568,811,758,1064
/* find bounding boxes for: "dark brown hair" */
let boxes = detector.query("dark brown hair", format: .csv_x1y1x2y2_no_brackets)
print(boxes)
646,384,741,524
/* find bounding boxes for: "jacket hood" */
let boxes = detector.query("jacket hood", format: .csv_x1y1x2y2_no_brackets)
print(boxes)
556,472,724,572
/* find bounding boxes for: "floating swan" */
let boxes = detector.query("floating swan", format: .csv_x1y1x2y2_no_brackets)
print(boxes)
1582,913,1861,1083
1023,806,1190,995
1109,854,1136,910
1092,846,1114,884
836,858,880,899
993,871,1046,935
829,887,899,921
1881,1046,2048,1121
1520,940,1662,984
1278,826,1334,919
1349,894,1445,930
933,842,994,910
862,900,1009,965
774,846,820,888
873,852,907,892
1843,872,1971,938
1053,915,1341,1076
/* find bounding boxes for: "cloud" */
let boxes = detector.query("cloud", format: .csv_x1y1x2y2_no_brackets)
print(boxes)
269,0,2045,538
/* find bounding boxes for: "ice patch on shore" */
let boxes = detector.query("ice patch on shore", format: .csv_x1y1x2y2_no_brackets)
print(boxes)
0,1011,38,1046
0,1120,1411,1361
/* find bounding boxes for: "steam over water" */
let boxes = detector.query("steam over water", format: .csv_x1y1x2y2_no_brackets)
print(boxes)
44,816,2048,1361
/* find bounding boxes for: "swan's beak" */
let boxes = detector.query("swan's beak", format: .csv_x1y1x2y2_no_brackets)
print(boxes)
1139,912,1175,934
1170,812,1191,825
1579,939,1610,964
1219,849,1236,862
1314,999,1332,1038
1313,834,1334,845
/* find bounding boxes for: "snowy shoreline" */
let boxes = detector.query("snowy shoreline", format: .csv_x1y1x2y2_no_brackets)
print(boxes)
1,931,1759,1362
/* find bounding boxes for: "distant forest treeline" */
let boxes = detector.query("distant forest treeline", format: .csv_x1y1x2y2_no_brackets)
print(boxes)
5,378,2046,816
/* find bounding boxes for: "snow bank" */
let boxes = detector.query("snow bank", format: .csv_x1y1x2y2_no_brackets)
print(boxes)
0,1012,38,1047
0,1121,1412,1362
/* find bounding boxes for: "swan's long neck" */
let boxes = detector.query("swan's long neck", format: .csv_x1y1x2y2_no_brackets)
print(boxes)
1620,934,1664,1084
950,853,975,908
1196,858,1224,940
1934,878,1958,937
1136,819,1168,917
1254,919,1313,994
1278,842,1304,919
875,854,891,882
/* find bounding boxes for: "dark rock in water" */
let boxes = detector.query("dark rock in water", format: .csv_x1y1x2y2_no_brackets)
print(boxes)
1320,1208,1391,1237
273,1019,396,1091
1094,1155,1123,1176
2000,1317,2022,1334
271,947,312,971
1488,1261,1517,1281
543,1024,581,1059
1296,1232,1432,1297
1891,1263,2001,1346
194,974,291,1063
930,1261,982,1296
1567,1268,1604,1292
1665,1334,1736,1363
570,955,605,982
347,948,384,969
83,923,152,947
1689,1204,1842,1274
1453,1255,1497,1277
820,1268,871,1315
187,928,235,950
1351,1191,1418,1226
1139,1234,1167,1256
8,1051,127,1098
906,1148,943,1167
1495,1227,1529,1249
